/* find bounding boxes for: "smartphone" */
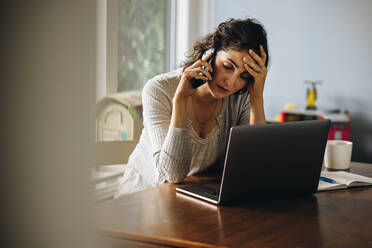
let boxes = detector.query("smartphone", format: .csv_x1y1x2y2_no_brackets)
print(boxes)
191,48,216,89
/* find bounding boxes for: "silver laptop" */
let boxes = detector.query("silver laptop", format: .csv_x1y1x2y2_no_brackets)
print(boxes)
176,120,331,205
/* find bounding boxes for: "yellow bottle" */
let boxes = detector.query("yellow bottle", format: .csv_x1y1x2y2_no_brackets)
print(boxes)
305,81,322,110
306,85,317,110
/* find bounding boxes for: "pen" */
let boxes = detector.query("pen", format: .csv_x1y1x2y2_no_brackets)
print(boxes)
319,176,336,184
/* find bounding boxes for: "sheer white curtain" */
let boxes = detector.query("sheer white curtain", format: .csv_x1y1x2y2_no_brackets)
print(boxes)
174,0,215,68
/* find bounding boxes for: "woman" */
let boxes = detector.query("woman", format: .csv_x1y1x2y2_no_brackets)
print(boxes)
115,18,269,197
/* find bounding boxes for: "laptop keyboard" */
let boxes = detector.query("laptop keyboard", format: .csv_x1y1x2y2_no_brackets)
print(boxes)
205,190,220,198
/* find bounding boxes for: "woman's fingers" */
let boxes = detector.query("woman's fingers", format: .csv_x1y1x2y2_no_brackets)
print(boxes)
189,59,213,73
194,67,212,80
244,45,267,75
242,46,268,99
249,47,266,68
259,45,267,64
187,67,212,81
243,63,259,78
177,51,214,97
243,56,261,73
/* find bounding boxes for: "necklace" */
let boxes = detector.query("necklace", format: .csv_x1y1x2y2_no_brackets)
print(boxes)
192,96,219,131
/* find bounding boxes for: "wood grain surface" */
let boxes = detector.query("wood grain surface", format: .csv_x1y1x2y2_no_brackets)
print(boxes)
95,162,372,247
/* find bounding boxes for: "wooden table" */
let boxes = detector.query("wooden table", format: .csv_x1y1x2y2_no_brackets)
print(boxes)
95,162,372,248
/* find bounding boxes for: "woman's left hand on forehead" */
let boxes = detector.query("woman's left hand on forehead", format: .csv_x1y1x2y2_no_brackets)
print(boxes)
243,45,267,99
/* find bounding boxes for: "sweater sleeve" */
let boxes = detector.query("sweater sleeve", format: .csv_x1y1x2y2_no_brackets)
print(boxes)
142,77,192,183
237,93,251,125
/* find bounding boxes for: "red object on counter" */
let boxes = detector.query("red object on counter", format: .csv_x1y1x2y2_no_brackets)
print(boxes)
279,109,351,141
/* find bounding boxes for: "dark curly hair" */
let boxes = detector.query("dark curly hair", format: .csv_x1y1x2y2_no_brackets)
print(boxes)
182,18,269,94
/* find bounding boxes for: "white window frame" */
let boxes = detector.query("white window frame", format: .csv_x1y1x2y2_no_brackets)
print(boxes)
96,0,214,101
96,0,117,100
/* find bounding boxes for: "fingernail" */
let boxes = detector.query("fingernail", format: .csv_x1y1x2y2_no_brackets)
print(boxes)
243,57,248,62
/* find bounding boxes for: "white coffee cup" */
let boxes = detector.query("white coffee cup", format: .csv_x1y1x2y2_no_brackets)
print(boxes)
324,140,353,170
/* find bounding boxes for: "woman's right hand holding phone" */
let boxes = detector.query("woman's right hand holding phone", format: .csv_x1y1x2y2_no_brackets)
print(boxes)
174,51,214,100
171,51,214,129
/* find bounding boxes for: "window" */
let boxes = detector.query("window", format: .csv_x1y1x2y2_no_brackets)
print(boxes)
96,0,214,99
117,0,166,92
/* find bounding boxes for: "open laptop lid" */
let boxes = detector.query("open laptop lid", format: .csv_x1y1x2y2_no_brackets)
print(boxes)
218,120,330,204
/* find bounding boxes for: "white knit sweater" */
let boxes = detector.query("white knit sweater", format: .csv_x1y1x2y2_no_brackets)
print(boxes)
115,69,251,196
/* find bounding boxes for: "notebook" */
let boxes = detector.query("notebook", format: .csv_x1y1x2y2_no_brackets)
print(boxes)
318,171,372,191
176,120,331,205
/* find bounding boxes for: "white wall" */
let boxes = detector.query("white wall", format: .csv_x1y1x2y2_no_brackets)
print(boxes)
215,0,372,162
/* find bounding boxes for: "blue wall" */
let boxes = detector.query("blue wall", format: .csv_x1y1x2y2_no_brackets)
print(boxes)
215,0,372,163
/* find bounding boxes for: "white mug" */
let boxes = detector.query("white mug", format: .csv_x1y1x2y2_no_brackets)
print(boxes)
324,140,353,170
